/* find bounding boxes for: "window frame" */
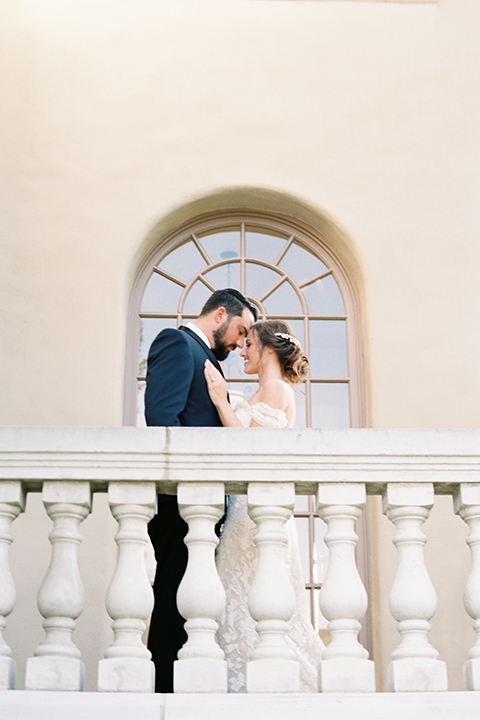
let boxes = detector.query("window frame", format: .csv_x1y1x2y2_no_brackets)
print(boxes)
124,210,365,430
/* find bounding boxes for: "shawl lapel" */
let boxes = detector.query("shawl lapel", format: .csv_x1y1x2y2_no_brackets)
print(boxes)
180,326,225,377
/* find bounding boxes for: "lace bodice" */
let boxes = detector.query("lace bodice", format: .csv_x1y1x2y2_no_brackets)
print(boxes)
234,400,288,429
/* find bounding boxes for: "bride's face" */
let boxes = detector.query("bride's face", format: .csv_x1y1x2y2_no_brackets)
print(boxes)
240,329,263,375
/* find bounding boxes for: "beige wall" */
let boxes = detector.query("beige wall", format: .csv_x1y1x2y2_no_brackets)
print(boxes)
2,0,479,430
1,0,479,691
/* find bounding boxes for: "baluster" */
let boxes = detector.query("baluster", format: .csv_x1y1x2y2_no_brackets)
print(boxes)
383,482,447,691
0,481,25,690
454,483,480,690
98,482,156,692
246,482,299,693
174,482,227,693
25,481,91,691
316,483,375,692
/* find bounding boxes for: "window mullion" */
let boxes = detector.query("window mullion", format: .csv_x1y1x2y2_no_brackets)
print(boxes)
240,223,246,295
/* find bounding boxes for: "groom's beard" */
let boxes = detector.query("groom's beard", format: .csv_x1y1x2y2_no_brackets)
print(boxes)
212,320,236,361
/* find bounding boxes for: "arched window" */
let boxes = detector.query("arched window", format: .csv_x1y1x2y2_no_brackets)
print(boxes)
126,211,365,634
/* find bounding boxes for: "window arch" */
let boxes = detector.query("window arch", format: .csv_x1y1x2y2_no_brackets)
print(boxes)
127,212,364,432
125,210,366,635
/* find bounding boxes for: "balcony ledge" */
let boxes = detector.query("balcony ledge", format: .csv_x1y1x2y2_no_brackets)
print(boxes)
1,426,479,494
1,690,479,720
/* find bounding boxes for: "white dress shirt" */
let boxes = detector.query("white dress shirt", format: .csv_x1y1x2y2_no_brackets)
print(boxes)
186,322,211,349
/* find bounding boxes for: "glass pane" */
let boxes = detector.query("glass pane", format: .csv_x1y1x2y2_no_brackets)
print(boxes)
311,383,350,428
294,495,309,512
313,589,329,632
182,280,212,314
245,261,282,300
141,272,183,313
159,241,206,282
278,242,328,284
293,384,307,428
263,280,303,315
204,261,240,291
313,517,328,584
245,227,289,264
308,589,317,631
294,516,310,584
137,380,146,428
139,317,177,375
223,345,247,379
226,381,258,408
309,320,348,377
303,274,345,315
197,228,240,265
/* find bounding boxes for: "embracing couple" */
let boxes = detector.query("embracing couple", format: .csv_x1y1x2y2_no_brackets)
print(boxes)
144,288,324,694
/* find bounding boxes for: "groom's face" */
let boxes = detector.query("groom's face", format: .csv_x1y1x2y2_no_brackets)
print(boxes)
212,308,255,361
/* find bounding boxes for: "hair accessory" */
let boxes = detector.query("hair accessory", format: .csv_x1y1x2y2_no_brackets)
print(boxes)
274,332,301,348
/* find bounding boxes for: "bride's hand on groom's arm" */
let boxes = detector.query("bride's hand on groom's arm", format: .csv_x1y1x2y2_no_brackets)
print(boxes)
204,360,229,408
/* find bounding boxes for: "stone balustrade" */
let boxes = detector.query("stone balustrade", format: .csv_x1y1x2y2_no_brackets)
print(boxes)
0,426,479,695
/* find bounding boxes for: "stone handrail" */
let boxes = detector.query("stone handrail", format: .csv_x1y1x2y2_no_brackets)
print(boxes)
0,427,479,694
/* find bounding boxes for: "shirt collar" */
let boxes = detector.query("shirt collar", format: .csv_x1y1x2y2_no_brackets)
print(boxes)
186,322,211,349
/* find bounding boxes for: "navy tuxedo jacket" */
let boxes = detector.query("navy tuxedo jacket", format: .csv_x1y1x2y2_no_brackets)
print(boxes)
144,326,226,692
144,326,224,428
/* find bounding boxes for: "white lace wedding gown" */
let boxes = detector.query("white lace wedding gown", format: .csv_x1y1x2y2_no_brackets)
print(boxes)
215,400,325,693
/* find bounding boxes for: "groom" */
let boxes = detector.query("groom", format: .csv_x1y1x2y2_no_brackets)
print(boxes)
144,288,257,693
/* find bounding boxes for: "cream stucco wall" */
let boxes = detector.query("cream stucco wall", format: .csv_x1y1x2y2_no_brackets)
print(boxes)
1,0,479,692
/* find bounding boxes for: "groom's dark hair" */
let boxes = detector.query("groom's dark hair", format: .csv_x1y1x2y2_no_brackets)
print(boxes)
199,288,258,321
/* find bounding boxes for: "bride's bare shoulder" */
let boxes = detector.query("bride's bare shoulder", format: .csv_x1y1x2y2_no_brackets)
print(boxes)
258,378,294,407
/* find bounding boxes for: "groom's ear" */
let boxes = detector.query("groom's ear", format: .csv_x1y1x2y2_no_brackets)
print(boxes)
213,306,228,324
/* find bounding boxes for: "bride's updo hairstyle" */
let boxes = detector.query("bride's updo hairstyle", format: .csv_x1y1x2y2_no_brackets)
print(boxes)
252,320,309,385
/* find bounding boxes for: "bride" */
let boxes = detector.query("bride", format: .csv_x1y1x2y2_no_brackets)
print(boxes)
204,320,324,693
